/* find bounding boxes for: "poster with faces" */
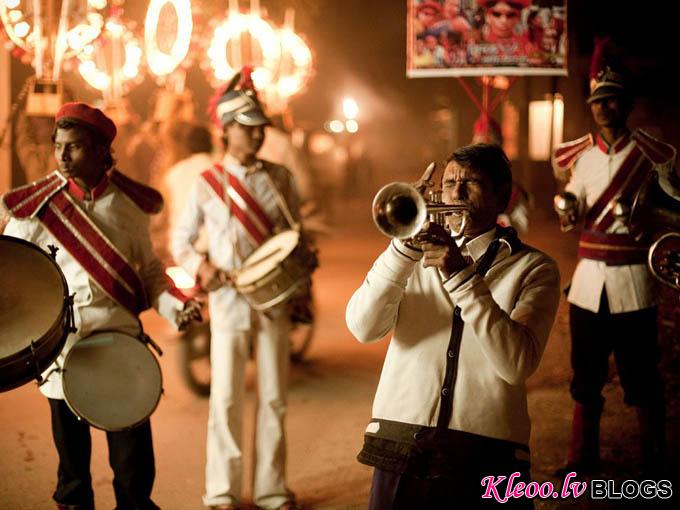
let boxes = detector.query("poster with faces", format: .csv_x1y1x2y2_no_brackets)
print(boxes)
407,0,568,77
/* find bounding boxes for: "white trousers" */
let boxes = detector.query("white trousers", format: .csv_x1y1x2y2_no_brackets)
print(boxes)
203,308,293,509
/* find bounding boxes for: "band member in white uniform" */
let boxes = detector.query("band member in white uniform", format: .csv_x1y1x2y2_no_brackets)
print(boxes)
347,144,560,508
552,48,679,476
172,77,302,510
2,102,200,510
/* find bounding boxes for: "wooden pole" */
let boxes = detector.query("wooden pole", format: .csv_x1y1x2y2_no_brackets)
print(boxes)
0,49,11,193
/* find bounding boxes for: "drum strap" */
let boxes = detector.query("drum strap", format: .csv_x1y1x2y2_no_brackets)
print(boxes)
202,164,274,246
263,171,299,231
37,189,149,315
585,144,652,232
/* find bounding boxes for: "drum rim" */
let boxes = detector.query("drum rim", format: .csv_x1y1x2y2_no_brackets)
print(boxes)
62,330,163,432
234,230,301,286
0,235,71,362
246,276,310,311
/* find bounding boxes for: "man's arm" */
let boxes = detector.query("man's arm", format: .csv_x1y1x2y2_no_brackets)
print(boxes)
345,240,423,343
443,253,561,385
134,212,198,329
171,180,206,278
563,159,588,220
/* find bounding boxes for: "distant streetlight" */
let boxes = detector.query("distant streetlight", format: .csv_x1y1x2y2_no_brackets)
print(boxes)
325,97,360,134
328,119,345,133
342,97,359,120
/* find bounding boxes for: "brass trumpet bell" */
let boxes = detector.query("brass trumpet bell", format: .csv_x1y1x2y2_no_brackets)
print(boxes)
372,182,467,239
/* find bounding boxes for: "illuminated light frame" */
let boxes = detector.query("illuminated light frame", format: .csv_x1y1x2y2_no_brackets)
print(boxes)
144,0,193,77
0,1,105,58
206,11,281,88
271,27,312,99
77,18,143,95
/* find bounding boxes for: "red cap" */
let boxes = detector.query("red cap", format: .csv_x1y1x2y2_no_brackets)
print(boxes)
55,102,117,144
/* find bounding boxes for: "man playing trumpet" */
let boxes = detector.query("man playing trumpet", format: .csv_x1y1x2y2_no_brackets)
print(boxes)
346,143,560,508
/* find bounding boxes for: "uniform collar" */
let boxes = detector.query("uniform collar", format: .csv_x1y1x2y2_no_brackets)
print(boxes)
223,154,263,176
596,130,631,155
67,172,110,201
457,227,498,262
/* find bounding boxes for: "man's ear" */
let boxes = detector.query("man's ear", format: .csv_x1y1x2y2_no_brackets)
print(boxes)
93,144,110,168
497,182,513,214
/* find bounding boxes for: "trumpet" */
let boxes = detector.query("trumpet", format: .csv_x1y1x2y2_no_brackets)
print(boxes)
372,181,469,239
553,191,578,232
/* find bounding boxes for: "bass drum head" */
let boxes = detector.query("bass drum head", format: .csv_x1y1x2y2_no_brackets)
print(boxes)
235,230,300,287
62,332,162,431
0,236,66,361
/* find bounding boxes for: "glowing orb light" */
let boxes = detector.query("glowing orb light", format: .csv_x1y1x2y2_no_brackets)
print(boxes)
0,0,107,77
77,16,143,100
270,27,312,99
206,11,281,89
144,0,193,78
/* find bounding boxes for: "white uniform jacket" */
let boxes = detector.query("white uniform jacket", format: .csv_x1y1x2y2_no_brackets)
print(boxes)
346,230,560,446
3,170,186,399
559,130,678,313
171,155,300,328
163,152,216,234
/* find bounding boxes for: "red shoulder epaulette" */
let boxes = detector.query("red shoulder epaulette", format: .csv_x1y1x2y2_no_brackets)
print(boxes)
632,129,676,166
1,171,66,219
110,170,164,214
552,134,594,171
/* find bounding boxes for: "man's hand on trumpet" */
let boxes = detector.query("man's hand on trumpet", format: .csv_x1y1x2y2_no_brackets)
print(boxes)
415,221,470,279
412,161,437,194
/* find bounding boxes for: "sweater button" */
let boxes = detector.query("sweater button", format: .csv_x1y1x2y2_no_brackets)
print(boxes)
441,388,449,396
447,350,455,358
413,431,423,440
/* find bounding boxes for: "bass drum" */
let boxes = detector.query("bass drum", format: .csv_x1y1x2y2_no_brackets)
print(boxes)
0,235,73,392
62,332,162,431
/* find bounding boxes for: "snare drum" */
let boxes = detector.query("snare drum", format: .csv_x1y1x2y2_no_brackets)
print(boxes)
62,332,162,431
233,230,317,310
0,235,73,392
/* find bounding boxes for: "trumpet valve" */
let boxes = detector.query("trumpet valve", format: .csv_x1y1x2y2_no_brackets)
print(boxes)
427,190,445,225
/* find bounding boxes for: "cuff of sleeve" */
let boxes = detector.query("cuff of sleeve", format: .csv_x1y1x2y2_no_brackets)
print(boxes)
368,240,422,284
442,264,477,293
157,291,185,330
392,239,423,261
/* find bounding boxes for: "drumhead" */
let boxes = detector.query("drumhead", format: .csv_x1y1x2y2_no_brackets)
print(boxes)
62,332,162,431
0,236,67,360
235,230,300,286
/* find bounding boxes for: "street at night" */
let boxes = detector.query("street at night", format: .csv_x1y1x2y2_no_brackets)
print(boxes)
2,1,680,509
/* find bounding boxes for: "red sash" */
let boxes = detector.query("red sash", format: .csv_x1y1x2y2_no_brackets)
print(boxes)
584,145,653,232
37,189,149,314
577,230,648,265
201,164,274,246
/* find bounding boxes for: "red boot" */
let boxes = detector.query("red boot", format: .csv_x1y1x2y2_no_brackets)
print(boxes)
556,401,603,476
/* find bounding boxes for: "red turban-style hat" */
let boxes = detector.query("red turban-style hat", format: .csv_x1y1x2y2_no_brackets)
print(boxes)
55,102,117,143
